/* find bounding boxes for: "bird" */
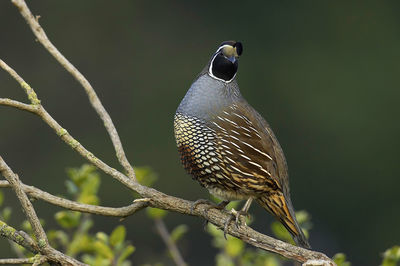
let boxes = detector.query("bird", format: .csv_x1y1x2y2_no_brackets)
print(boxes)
174,40,310,249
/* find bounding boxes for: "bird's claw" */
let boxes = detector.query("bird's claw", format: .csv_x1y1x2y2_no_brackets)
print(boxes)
190,199,229,218
190,199,214,215
223,208,250,239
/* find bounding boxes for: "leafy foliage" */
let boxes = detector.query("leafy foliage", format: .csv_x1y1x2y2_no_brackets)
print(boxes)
382,246,400,266
333,253,351,266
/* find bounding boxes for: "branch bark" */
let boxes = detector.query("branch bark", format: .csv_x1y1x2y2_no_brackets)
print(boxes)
0,180,149,217
0,219,38,254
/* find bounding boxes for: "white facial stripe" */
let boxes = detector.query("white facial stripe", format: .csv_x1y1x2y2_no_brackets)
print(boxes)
208,45,237,83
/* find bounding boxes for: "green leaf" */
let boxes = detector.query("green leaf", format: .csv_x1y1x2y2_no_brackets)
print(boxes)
225,237,244,258
67,164,98,185
146,207,167,219
170,224,188,243
110,225,126,247
1,207,12,222
21,220,32,232
94,240,114,259
55,211,81,229
134,166,158,187
271,221,294,244
216,253,234,266
333,253,351,266
96,232,109,244
206,223,228,249
117,245,135,265
382,246,400,266
67,233,93,256
48,230,69,248
65,180,78,196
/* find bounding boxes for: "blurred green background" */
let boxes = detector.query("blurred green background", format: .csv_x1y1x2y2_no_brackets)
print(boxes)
1,1,399,265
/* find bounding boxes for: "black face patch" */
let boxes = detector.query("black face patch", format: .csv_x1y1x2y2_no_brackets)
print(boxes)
235,42,243,56
211,53,238,82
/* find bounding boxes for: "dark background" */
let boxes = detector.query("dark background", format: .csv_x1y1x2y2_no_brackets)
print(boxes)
1,1,399,265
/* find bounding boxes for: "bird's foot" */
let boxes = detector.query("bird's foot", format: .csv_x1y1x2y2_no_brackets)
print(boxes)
223,208,250,239
190,199,230,216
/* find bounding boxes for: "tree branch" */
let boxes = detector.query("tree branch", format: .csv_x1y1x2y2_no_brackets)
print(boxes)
0,180,149,217
0,258,33,265
11,0,136,182
0,157,48,246
0,219,38,254
0,98,38,113
154,219,187,266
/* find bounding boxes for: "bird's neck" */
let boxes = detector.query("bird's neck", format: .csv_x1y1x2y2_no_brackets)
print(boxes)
177,74,241,121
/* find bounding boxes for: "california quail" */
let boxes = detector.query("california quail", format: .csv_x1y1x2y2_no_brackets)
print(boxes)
174,41,310,249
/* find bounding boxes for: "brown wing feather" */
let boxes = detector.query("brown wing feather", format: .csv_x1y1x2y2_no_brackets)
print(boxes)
209,102,285,195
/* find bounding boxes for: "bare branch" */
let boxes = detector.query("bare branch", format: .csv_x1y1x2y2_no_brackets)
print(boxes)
0,255,47,265
0,258,32,264
154,219,187,266
0,157,47,245
0,98,38,113
0,220,38,254
11,0,136,181
0,180,149,217
0,60,40,105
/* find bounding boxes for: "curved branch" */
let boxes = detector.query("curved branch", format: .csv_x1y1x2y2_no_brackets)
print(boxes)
11,0,136,182
0,98,38,112
0,157,47,245
0,220,38,254
0,180,149,217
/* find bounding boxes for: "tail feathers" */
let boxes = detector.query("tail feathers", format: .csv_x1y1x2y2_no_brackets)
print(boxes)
257,193,311,249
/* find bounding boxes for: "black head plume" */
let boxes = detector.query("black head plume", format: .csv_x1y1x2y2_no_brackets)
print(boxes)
209,41,243,82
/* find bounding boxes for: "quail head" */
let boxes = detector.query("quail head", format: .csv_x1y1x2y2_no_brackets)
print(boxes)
174,41,310,249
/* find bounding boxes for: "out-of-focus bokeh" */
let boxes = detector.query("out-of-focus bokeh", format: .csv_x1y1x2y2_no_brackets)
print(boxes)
1,1,399,265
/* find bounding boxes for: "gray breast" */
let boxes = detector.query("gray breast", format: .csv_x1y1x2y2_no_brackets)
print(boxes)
176,74,241,122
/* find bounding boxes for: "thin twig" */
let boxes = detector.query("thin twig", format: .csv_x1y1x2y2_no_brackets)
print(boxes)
154,219,187,266
11,0,136,181
0,258,32,264
0,157,48,246
0,180,149,216
0,219,38,254
0,98,38,112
